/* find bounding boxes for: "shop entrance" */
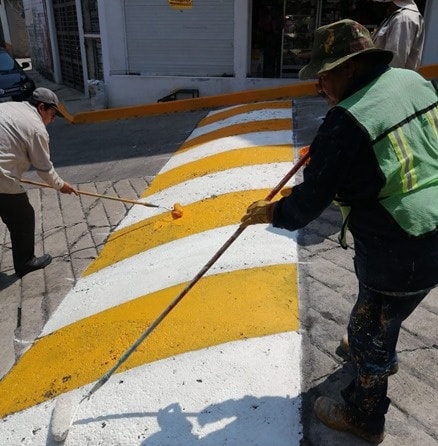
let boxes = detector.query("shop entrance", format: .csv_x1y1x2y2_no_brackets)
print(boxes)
52,0,84,92
250,0,426,79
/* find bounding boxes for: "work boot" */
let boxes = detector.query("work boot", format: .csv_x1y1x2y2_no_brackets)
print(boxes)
314,396,385,444
339,334,399,375
16,254,52,278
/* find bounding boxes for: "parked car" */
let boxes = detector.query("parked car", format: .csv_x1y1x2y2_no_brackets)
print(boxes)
0,47,35,102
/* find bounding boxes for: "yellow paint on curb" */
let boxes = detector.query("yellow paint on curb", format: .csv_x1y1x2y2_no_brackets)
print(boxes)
58,64,437,125
143,145,292,197
179,119,292,152
64,82,318,124
0,264,298,417
84,188,274,276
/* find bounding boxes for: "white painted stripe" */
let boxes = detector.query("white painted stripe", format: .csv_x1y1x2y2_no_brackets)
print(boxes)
160,131,293,173
187,109,292,140
2,333,302,446
120,162,294,230
207,104,248,115
205,101,290,117
42,225,297,335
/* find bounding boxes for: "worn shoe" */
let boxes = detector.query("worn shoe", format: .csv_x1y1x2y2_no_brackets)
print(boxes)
314,396,385,444
16,254,52,278
339,333,399,375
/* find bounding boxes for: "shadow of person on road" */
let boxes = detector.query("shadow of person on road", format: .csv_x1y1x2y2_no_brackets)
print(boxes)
297,204,343,248
141,394,301,446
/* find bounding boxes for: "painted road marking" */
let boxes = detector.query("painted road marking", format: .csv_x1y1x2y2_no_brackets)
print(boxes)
0,100,303,445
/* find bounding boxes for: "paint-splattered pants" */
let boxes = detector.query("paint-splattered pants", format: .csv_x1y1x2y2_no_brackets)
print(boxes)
341,281,431,434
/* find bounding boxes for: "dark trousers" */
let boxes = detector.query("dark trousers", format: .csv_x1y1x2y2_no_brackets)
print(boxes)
0,193,35,274
342,281,430,433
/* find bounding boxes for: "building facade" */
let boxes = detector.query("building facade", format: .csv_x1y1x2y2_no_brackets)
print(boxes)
21,0,438,107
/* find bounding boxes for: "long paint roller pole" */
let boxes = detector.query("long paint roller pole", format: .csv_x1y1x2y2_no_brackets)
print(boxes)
50,149,310,442
19,178,166,209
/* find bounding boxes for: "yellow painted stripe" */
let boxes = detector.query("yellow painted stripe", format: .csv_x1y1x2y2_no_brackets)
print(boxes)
179,119,292,152
0,264,298,417
198,101,291,127
143,145,292,197
84,188,273,276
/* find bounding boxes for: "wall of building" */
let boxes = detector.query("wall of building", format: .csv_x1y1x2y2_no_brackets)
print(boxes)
98,0,438,108
5,0,30,57
421,0,437,65
0,1,10,50
100,0,298,107
22,0,54,79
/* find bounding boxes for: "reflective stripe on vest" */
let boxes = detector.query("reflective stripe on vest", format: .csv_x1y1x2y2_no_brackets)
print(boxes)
387,128,417,193
337,68,438,237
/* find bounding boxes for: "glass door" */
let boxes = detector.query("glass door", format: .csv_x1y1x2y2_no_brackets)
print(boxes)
281,0,317,78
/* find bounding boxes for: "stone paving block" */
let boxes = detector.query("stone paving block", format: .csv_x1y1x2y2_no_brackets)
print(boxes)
417,287,438,314
79,184,113,251
390,368,438,435
38,188,63,232
130,176,153,196
385,408,438,446
58,188,87,227
402,304,438,346
112,178,140,202
316,244,356,275
19,270,46,342
302,306,348,356
300,256,357,301
44,260,75,315
0,281,21,378
94,181,129,227
397,339,438,388
64,220,98,278
0,218,7,265
0,231,14,275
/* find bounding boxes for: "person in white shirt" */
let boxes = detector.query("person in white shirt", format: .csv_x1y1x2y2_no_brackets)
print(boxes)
372,0,425,69
0,88,77,278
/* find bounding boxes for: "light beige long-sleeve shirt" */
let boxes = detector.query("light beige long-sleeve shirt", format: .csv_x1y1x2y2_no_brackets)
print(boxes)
372,6,425,70
0,101,64,194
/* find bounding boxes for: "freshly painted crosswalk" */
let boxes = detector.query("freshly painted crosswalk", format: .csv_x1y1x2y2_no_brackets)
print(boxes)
0,101,304,445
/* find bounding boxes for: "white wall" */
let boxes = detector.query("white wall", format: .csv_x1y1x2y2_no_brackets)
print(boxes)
0,0,11,50
99,0,302,107
422,0,438,65
99,0,438,108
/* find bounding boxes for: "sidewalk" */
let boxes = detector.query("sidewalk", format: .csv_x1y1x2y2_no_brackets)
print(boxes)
22,62,92,114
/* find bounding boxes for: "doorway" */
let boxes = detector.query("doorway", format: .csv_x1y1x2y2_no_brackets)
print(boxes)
52,0,84,91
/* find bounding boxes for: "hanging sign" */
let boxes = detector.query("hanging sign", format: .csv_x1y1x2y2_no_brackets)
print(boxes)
168,0,192,9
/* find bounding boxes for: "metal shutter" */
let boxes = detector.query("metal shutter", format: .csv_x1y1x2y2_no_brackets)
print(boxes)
124,0,234,76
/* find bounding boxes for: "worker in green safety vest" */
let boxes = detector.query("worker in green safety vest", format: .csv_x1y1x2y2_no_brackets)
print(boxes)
241,18,437,444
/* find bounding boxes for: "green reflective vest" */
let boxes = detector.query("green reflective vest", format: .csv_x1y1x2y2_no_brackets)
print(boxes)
337,68,438,242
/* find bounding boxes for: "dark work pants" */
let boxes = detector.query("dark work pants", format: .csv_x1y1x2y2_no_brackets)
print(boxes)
0,193,35,274
342,281,430,433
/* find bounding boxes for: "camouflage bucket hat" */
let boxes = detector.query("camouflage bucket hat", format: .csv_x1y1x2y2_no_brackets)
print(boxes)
299,19,393,80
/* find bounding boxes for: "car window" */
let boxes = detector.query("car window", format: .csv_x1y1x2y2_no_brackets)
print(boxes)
0,52,17,72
